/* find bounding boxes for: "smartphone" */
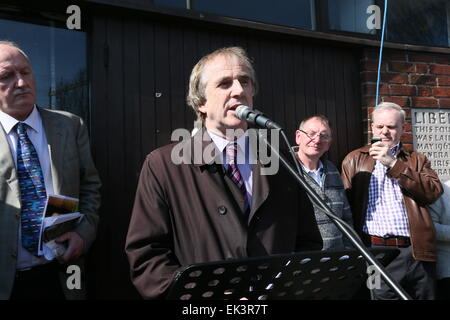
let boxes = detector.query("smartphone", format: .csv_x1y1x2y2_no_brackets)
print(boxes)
371,136,381,144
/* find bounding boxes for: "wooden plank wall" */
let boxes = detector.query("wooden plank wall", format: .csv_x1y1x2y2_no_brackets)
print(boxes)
88,8,362,299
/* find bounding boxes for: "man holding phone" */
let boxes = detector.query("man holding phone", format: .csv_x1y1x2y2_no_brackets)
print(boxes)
341,102,442,300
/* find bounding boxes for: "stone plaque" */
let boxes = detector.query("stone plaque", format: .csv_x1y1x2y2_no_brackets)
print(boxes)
412,109,450,181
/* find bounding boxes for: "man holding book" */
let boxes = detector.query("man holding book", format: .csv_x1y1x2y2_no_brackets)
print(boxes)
0,41,101,299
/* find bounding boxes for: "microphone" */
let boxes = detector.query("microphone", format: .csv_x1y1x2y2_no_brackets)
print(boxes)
236,106,282,129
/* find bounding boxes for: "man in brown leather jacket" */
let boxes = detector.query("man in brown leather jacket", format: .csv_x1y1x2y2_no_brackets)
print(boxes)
341,102,442,300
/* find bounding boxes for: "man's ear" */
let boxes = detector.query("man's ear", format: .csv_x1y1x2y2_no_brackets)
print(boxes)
197,104,207,116
295,130,302,145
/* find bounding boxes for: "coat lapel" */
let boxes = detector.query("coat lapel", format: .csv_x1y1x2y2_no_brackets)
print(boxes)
39,108,66,194
0,124,21,201
248,162,269,223
189,129,271,225
194,130,240,207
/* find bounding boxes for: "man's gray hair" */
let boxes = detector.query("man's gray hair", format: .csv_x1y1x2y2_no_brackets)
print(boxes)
186,46,258,121
298,114,332,132
372,102,406,123
0,40,30,62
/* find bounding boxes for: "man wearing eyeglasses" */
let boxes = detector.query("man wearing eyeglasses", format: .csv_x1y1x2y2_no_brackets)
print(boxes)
295,115,353,251
341,102,442,300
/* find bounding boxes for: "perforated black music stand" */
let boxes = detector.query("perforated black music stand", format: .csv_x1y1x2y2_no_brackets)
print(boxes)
166,248,399,300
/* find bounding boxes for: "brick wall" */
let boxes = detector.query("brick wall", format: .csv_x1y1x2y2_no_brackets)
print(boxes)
360,48,450,150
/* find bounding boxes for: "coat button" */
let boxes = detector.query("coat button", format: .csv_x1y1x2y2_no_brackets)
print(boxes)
15,213,20,220
218,206,227,215
208,165,218,173
11,252,17,259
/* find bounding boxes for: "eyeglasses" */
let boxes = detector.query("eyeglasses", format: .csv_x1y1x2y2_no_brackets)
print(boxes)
299,129,332,141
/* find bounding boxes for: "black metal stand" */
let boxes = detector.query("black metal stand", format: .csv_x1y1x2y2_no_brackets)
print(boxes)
166,248,399,300
258,129,412,300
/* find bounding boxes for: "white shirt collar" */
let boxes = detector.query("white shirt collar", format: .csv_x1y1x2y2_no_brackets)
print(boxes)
207,129,255,165
300,160,324,175
208,129,247,154
0,105,41,134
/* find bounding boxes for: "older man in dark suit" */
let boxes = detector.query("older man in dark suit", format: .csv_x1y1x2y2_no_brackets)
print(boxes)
125,46,322,299
0,41,101,299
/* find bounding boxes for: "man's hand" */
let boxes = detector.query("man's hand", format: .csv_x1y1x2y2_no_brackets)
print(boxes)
55,231,85,263
369,141,397,168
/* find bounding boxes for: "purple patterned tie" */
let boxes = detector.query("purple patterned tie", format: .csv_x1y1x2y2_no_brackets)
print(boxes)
225,142,249,214
16,122,47,255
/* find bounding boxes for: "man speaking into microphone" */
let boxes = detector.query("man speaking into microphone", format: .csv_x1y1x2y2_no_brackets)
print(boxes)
125,46,322,299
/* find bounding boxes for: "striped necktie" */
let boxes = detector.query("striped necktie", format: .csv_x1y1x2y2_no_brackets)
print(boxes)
16,122,47,255
225,142,249,214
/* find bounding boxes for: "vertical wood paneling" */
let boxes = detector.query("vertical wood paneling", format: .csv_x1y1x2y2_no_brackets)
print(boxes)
345,52,364,162
119,18,143,297
314,47,327,117
139,20,156,155
154,24,172,146
89,14,111,299
123,18,141,223
303,46,317,117
168,25,186,131
257,40,274,119
270,42,285,133
282,44,297,144
293,45,307,127
323,48,339,162
333,51,346,164
197,30,212,59
105,15,125,227
181,28,198,130
210,30,225,50
105,15,130,299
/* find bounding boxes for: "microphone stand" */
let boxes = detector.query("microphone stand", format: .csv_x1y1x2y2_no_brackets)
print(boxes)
257,128,412,300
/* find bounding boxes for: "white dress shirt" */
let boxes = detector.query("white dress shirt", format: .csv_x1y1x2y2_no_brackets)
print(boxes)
300,160,324,188
0,106,54,269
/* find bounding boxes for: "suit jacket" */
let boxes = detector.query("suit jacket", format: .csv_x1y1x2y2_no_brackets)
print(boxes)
0,107,101,299
125,129,322,299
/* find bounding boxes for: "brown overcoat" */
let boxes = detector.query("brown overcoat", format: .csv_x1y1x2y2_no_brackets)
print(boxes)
125,130,322,299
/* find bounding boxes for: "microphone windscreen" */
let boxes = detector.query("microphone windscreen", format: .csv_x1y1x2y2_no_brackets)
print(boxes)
236,105,251,120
